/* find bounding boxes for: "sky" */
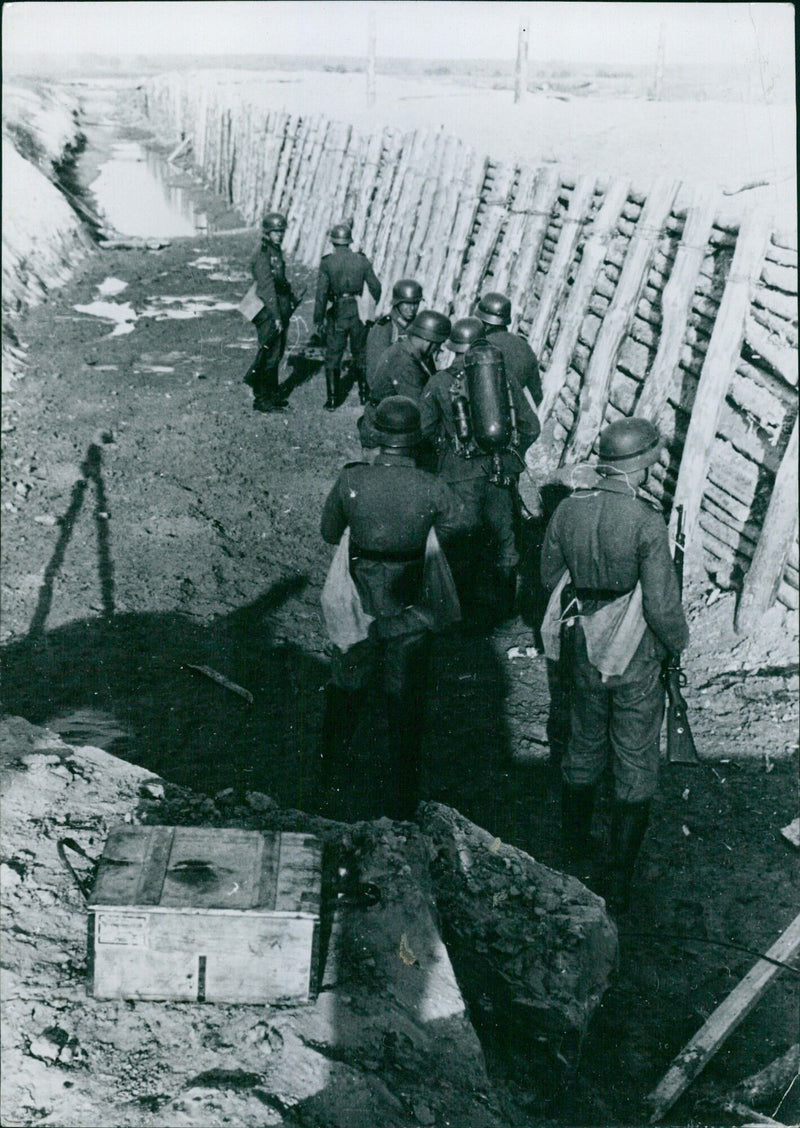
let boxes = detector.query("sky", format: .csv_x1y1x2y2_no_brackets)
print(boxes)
3,1,795,70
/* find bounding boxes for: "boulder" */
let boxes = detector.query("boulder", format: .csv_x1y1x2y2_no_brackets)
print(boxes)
418,802,618,1067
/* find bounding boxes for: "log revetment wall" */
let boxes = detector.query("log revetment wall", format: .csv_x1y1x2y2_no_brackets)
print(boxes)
141,73,799,625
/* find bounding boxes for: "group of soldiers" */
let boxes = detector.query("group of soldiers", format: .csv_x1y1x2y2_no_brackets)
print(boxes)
245,211,689,916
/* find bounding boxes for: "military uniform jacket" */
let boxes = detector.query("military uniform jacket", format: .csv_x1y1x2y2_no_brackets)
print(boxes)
369,338,431,405
251,242,295,324
420,357,541,482
365,313,408,388
485,327,542,406
320,453,466,619
540,476,689,662
314,247,382,328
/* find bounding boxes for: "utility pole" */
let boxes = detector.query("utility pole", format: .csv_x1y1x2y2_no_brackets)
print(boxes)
513,17,529,104
366,9,376,108
652,20,665,101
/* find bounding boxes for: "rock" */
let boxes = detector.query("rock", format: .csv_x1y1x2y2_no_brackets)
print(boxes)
412,1097,436,1124
21,752,62,768
246,791,278,813
29,1026,69,1063
0,862,23,887
215,787,236,804
140,780,165,800
418,802,618,1066
33,514,58,526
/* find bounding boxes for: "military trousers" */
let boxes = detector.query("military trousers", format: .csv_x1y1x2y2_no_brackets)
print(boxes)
561,624,664,804
447,474,518,568
325,317,368,375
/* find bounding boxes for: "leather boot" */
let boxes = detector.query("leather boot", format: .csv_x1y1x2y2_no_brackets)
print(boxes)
495,565,518,622
355,369,369,406
561,784,596,863
265,365,289,409
386,693,422,821
318,686,361,798
324,369,337,411
604,800,651,915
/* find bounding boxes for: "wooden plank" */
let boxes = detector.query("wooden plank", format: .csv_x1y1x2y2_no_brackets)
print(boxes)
529,174,596,356
88,825,158,907
540,178,630,423
564,177,681,463
735,416,799,633
669,211,772,550
160,827,264,910
646,910,800,1123
635,186,719,425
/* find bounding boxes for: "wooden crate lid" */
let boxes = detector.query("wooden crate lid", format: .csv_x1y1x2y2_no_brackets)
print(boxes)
88,827,322,916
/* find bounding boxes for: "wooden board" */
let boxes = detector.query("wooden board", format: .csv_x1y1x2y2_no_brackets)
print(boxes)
646,910,800,1123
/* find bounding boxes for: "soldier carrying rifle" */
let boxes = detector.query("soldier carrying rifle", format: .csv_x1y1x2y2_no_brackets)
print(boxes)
540,418,690,915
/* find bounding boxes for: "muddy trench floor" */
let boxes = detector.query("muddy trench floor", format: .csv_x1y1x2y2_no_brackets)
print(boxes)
1,119,799,1126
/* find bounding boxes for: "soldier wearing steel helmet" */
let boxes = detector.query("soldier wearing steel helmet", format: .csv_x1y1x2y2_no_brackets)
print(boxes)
319,395,466,820
476,292,542,407
540,417,689,914
245,212,298,413
359,310,451,451
314,223,382,410
365,278,423,390
421,318,540,620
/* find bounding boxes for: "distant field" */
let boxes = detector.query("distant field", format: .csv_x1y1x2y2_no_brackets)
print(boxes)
4,52,794,104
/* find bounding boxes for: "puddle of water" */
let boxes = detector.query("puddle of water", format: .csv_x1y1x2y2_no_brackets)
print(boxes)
139,295,239,321
73,300,137,336
91,141,207,238
97,276,128,297
47,707,132,753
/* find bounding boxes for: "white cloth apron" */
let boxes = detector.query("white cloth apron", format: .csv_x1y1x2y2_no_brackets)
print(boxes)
541,571,647,682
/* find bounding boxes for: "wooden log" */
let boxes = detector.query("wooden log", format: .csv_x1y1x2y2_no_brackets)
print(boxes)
735,417,799,633
456,160,517,314
645,910,800,1124
350,128,387,252
669,211,772,550
753,286,798,322
564,179,681,462
750,304,798,349
761,259,798,294
540,179,630,420
441,150,487,314
766,242,798,267
529,175,596,356
745,316,799,387
417,137,471,301
505,166,562,326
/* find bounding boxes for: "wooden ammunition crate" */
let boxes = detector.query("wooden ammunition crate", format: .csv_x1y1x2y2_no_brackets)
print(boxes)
87,826,322,1004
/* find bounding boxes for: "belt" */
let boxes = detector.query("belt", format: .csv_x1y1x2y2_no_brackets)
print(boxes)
574,586,633,603
351,544,424,564
334,292,360,301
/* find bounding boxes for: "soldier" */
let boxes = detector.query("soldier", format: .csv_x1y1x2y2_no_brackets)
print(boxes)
365,278,423,390
314,223,382,411
246,212,298,413
420,318,540,620
368,310,451,405
319,396,466,820
476,292,542,407
540,418,689,914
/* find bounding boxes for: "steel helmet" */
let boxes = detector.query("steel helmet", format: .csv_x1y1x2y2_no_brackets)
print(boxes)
374,395,422,448
477,292,512,327
392,279,424,306
408,310,452,344
329,223,352,245
446,316,487,354
597,418,663,472
262,212,287,233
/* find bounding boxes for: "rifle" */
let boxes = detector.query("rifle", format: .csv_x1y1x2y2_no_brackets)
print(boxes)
664,505,700,764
